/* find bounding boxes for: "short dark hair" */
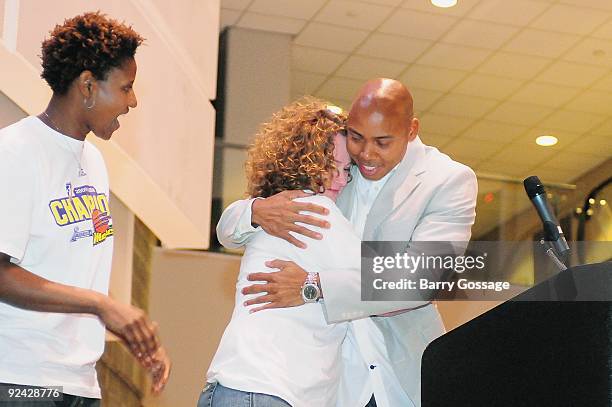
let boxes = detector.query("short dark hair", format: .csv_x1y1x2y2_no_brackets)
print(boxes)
40,11,144,95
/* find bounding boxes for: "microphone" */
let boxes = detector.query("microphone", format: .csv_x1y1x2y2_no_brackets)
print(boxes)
523,176,571,262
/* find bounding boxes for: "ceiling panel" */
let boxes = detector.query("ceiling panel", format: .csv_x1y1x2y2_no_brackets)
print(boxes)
564,90,612,115
489,144,558,167
409,87,445,113
593,72,612,91
291,46,347,75
335,55,406,80
565,133,612,157
237,12,305,34
477,52,552,80
223,0,251,11
295,22,369,52
468,0,551,26
249,0,326,19
441,19,519,50
378,8,458,41
562,37,612,68
462,120,527,143
476,160,535,178
419,133,453,148
291,71,328,96
442,137,505,160
399,64,468,92
590,118,612,137
362,0,404,5
559,0,612,12
509,82,581,108
529,165,586,183
592,19,612,39
419,112,474,135
316,76,363,100
315,0,394,30
485,101,553,126
417,43,491,71
429,93,498,118
454,73,524,100
356,33,432,62
542,151,608,171
529,4,610,35
539,109,607,133
535,60,609,88
503,28,581,58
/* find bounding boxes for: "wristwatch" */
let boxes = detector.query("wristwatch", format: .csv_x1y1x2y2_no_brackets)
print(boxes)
301,272,321,303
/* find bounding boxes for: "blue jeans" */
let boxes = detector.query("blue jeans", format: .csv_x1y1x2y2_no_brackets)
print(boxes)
197,382,291,407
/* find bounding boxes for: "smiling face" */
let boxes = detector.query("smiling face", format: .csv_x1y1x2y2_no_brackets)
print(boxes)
323,133,351,201
346,104,418,181
88,57,138,140
346,78,419,181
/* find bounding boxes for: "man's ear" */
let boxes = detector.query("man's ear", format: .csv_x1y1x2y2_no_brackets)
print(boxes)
76,70,96,98
407,117,419,141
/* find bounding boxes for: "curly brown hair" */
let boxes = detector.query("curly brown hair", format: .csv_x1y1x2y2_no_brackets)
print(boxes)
246,96,347,198
41,11,144,94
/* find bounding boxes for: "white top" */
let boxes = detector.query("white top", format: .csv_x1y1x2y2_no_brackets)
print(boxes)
0,117,114,398
207,194,360,407
338,167,415,407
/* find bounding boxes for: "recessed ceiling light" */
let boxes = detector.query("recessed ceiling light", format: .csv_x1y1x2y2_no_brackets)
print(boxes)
535,135,558,147
431,0,458,8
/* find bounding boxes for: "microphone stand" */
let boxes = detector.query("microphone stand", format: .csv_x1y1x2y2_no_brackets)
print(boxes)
540,239,568,272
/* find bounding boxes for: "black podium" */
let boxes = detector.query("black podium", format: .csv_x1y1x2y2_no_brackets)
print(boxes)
422,261,612,407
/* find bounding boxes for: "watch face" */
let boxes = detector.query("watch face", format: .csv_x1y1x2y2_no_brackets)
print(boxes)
303,284,318,300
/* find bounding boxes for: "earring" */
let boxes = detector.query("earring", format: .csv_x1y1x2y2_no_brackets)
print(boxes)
84,97,96,109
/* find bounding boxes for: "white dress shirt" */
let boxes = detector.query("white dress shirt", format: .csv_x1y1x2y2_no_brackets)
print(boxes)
336,166,416,407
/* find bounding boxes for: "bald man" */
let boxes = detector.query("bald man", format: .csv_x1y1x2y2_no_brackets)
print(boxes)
216,78,478,407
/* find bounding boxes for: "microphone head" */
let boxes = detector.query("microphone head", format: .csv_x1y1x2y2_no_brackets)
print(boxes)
524,176,545,199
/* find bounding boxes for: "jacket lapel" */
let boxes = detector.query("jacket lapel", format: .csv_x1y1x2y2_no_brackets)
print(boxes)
363,136,427,240
336,166,357,218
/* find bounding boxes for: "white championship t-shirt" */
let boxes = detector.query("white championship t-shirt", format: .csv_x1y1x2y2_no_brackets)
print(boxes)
207,194,361,407
0,116,114,398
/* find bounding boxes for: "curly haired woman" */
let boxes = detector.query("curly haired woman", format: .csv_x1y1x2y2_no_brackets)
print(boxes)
0,12,169,405
198,97,360,407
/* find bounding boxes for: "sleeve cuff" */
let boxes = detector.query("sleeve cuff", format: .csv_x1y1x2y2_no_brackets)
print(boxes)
236,198,263,235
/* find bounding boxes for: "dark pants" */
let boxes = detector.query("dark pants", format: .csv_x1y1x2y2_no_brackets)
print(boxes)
0,383,100,407
365,394,377,407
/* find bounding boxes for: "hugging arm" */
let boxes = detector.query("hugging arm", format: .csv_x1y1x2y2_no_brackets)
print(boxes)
216,191,330,249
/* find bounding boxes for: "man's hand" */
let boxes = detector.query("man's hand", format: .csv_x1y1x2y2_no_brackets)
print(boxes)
242,260,309,313
147,346,172,395
96,297,160,360
252,191,330,249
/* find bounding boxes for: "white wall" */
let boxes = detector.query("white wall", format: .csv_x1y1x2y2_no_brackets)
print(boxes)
219,27,291,206
0,0,219,249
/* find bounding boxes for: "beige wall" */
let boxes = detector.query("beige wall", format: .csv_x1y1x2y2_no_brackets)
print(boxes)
0,0,219,249
219,27,292,207
146,249,240,407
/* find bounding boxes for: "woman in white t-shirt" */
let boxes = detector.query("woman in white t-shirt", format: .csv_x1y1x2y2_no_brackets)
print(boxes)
198,97,361,407
0,12,169,404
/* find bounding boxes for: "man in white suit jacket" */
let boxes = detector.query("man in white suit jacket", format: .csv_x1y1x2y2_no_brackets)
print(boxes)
216,79,477,406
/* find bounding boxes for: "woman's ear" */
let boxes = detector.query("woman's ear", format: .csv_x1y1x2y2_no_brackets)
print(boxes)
76,70,96,98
